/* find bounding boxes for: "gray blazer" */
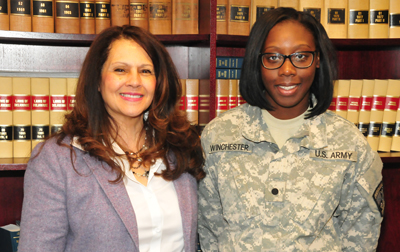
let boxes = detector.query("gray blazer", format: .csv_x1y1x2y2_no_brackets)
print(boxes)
19,137,198,252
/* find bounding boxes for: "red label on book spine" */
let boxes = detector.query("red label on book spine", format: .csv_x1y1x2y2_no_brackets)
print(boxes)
336,96,348,111
13,95,31,111
179,96,186,110
216,96,228,111
32,95,50,111
0,95,12,111
329,97,336,111
348,97,360,111
385,97,398,111
67,95,76,110
238,96,246,105
371,96,385,110
186,96,199,111
51,95,67,111
360,96,372,111
199,95,210,111
228,96,238,109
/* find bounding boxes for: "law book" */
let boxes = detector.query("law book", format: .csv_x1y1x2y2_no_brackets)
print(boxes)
391,95,400,151
185,79,199,125
216,68,241,79
95,0,111,34
358,79,375,137
149,0,172,34
50,78,67,135
179,79,186,111
369,0,389,38
323,0,347,39
32,0,54,33
12,77,31,159
228,79,238,110
389,0,400,38
55,0,80,34
111,0,130,26
367,79,389,151
0,224,20,252
172,0,198,34
130,0,149,30
299,0,323,23
216,79,229,117
216,0,228,34
227,0,250,36
67,78,78,112
250,0,277,28
216,56,244,68
0,0,10,30
0,77,13,160
10,0,32,31
278,0,299,10
347,0,369,38
237,79,246,105
80,0,96,34
198,79,210,127
346,79,363,126
31,77,50,151
334,79,350,119
378,79,400,152
328,79,338,113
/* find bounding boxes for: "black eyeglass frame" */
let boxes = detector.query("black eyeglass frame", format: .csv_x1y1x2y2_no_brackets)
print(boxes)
259,51,317,70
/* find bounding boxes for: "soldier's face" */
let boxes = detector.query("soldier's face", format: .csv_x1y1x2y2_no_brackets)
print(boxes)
260,20,320,119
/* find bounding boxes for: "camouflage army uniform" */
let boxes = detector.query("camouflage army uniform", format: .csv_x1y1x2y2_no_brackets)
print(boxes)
198,103,384,252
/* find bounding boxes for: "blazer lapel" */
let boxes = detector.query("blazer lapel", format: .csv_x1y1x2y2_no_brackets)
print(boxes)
81,153,140,251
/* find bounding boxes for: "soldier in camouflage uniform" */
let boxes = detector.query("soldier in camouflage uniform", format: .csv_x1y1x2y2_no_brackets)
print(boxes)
198,8,384,252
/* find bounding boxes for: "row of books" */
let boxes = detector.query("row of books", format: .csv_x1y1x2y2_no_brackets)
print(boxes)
217,0,400,39
215,78,247,117
328,79,400,153
0,0,199,35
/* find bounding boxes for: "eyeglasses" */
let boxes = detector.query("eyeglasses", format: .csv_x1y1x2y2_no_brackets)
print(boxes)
260,51,317,70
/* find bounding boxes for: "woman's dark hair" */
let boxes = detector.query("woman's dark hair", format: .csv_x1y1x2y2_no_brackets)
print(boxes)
54,25,205,182
240,7,337,119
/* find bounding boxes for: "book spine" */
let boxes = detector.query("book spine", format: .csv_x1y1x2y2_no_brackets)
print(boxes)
328,80,338,113
389,0,400,38
80,0,95,34
149,0,172,34
50,78,67,135
228,79,238,110
367,79,389,151
227,0,250,36
369,0,390,38
335,79,350,119
346,79,363,126
324,0,348,38
10,0,32,31
347,0,369,38
358,79,375,137
215,79,229,117
391,96,400,151
185,79,199,125
95,0,111,34
237,79,246,105
172,0,198,34
278,0,299,10
0,77,13,159
0,0,10,30
216,0,228,34
250,0,277,28
67,78,78,111
31,77,50,151
130,0,149,30
179,79,186,111
199,79,210,127
12,77,32,159
299,0,323,23
55,0,80,34
111,0,130,26
32,0,54,33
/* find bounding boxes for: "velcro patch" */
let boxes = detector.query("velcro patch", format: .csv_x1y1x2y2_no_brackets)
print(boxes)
209,143,252,154
373,181,385,217
310,150,357,162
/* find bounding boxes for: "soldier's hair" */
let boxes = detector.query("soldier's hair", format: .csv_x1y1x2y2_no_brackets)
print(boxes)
240,7,337,119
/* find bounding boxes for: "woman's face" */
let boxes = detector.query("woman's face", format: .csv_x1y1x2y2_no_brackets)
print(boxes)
100,38,156,126
261,20,319,119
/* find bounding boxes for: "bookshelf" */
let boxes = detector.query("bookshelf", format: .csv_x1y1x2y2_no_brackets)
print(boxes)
1,1,400,250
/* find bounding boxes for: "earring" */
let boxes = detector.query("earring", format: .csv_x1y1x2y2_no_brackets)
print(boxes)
143,111,149,121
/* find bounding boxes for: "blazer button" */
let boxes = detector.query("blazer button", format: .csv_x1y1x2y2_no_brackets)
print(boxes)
271,188,279,195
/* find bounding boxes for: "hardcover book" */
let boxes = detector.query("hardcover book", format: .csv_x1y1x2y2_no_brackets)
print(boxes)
237,79,246,106
323,0,348,38
0,224,20,252
299,0,323,23
149,0,172,34
358,79,375,137
389,0,400,38
216,79,229,117
198,79,210,127
179,79,186,111
334,79,350,119
111,0,130,26
216,0,228,34
50,78,67,135
130,0,149,30
346,79,363,126
172,0,198,34
278,0,299,10
96,0,111,34
32,0,54,33
348,0,369,38
55,0,80,33
369,0,390,38
0,77,13,159
227,0,250,36
80,0,96,34
228,79,238,110
31,77,50,150
250,0,277,28
185,79,199,125
0,0,10,30
12,77,31,159
67,78,78,111
10,0,32,31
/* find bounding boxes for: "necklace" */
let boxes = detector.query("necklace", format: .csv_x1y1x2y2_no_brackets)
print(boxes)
132,170,149,178
125,126,149,173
